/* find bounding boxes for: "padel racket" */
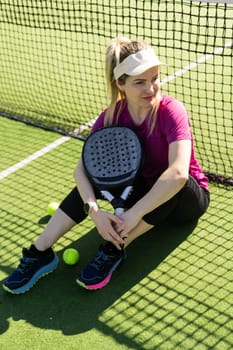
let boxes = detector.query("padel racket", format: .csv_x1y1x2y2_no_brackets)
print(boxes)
82,126,143,216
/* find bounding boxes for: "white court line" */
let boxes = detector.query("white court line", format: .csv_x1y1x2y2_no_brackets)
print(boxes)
161,39,232,85
0,120,95,180
1,39,232,180
0,136,70,180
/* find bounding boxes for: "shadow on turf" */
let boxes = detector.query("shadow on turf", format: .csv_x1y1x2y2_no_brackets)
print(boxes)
0,219,197,340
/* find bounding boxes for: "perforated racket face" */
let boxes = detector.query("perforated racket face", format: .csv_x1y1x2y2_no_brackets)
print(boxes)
82,126,143,189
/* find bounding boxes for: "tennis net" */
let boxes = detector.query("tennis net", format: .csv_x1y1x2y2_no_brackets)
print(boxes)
0,0,232,185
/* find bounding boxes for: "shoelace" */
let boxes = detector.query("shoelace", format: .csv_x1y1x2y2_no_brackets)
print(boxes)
90,250,116,271
17,255,38,274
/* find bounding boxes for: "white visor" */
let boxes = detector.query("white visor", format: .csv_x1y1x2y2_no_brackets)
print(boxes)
113,48,165,80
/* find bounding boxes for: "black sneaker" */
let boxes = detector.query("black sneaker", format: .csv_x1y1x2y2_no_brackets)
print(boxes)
76,242,125,290
2,246,59,294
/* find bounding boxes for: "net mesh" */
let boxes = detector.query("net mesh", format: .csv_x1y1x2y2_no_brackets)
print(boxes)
0,0,232,184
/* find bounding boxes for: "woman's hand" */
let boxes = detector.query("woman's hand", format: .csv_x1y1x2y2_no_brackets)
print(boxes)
90,209,125,247
115,208,141,240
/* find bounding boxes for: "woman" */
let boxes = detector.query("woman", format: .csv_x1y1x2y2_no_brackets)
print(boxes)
3,37,210,293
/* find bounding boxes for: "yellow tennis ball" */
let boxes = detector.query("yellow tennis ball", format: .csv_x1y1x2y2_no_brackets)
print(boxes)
47,202,59,216
63,248,80,265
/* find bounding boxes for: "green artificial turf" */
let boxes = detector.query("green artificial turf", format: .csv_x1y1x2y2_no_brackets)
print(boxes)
0,119,232,350
0,3,232,348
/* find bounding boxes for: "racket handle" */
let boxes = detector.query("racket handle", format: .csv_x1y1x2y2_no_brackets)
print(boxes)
113,186,132,215
114,207,124,216
120,186,133,200
101,190,114,202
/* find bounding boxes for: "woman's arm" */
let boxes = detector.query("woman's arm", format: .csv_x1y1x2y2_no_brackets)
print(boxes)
74,160,124,245
115,139,191,235
74,159,98,205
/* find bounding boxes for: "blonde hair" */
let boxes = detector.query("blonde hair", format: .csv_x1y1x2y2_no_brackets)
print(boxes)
104,36,160,133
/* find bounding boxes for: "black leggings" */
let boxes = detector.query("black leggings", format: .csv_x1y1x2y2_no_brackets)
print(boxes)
60,176,210,227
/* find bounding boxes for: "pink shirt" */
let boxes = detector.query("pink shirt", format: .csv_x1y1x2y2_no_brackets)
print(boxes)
92,94,209,190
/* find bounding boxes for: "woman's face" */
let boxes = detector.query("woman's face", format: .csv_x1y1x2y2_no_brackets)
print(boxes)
118,66,161,112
